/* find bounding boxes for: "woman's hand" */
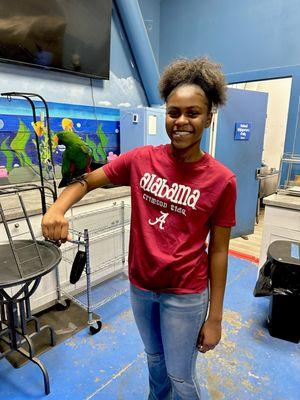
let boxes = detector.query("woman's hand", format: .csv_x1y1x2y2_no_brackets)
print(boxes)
197,319,222,353
41,208,70,243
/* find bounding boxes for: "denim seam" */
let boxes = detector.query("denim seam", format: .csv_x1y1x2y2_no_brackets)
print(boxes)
188,290,208,399
167,302,205,395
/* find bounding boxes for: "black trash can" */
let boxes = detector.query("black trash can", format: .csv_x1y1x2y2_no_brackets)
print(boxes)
266,240,300,343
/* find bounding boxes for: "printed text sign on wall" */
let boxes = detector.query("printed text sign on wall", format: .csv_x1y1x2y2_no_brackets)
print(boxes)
234,122,251,141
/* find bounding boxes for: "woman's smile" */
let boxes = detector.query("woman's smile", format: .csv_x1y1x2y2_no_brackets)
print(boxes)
173,130,193,138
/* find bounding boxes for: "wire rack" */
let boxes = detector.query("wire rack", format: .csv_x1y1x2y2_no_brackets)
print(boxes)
59,202,131,334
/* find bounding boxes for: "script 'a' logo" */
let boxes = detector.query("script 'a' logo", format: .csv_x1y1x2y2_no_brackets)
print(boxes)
148,211,169,230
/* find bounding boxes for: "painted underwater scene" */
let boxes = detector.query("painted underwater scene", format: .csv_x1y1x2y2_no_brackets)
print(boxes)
0,98,120,185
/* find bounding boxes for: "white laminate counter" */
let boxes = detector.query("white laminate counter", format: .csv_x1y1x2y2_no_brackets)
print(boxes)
259,193,300,267
263,193,300,211
0,185,131,221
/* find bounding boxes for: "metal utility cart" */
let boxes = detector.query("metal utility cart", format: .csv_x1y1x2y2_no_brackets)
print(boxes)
60,201,131,335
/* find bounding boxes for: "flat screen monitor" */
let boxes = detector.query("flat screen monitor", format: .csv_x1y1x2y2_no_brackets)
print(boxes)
0,0,112,79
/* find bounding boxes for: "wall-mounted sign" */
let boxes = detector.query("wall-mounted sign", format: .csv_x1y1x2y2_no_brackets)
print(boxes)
234,122,251,140
148,115,157,135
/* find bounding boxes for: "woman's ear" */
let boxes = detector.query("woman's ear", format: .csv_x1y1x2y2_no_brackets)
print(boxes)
205,112,213,128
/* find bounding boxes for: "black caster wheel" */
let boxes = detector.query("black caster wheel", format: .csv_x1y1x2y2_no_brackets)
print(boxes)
89,321,102,335
54,299,71,311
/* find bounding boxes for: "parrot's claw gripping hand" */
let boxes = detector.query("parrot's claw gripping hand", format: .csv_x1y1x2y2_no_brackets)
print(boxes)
68,174,89,187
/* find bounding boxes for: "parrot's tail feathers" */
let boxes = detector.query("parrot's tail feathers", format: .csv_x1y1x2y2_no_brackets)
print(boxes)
58,177,70,188
90,160,106,171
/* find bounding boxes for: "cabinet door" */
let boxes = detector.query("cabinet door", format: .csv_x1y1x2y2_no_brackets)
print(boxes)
70,199,131,234
0,214,42,243
263,205,300,231
259,224,300,267
58,198,131,301
259,204,300,267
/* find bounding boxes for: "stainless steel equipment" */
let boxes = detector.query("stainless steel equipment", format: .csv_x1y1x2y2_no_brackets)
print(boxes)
277,153,300,196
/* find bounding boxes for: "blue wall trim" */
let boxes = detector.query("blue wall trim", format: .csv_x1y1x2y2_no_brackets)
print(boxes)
114,0,161,106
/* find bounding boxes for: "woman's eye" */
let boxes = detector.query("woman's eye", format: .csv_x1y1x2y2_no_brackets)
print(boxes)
167,110,199,118
167,112,179,118
186,112,198,118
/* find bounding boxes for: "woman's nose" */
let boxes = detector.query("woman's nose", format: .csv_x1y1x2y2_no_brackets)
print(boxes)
174,114,189,125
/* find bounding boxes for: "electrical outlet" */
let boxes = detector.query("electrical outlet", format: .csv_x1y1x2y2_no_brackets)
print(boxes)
132,113,139,123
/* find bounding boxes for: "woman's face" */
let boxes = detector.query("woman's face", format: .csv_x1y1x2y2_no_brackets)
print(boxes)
165,84,212,152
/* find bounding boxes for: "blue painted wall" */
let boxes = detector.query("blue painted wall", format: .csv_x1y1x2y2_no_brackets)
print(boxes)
159,0,300,155
160,0,300,74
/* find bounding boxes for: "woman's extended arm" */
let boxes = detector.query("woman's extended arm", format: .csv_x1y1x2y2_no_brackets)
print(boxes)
197,225,231,353
41,168,111,241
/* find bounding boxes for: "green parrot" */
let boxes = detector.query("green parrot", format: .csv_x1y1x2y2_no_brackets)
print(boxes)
55,130,105,188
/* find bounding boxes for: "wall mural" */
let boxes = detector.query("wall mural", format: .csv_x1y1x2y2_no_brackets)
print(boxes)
0,98,120,185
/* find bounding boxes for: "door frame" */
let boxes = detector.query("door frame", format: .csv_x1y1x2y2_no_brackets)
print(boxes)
225,66,300,156
227,78,292,171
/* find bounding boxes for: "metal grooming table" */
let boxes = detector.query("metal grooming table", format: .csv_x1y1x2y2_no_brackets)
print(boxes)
0,186,61,395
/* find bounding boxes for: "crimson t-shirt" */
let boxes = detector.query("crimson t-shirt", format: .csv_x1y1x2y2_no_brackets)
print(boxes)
103,144,236,294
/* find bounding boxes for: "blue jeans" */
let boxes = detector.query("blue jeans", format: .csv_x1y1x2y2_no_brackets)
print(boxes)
130,284,209,400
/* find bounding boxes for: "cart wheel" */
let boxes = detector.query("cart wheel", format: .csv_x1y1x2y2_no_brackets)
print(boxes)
89,321,102,335
55,299,71,311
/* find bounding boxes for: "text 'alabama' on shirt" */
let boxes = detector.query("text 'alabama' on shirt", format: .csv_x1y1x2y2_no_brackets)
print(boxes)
103,144,236,294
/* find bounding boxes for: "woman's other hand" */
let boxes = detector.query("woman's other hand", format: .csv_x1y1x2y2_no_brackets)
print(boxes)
197,319,222,353
41,208,70,243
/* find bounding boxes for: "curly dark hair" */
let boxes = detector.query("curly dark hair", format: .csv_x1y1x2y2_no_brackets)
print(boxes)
158,57,227,109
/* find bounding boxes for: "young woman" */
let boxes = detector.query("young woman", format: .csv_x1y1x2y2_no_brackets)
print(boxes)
42,57,236,400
